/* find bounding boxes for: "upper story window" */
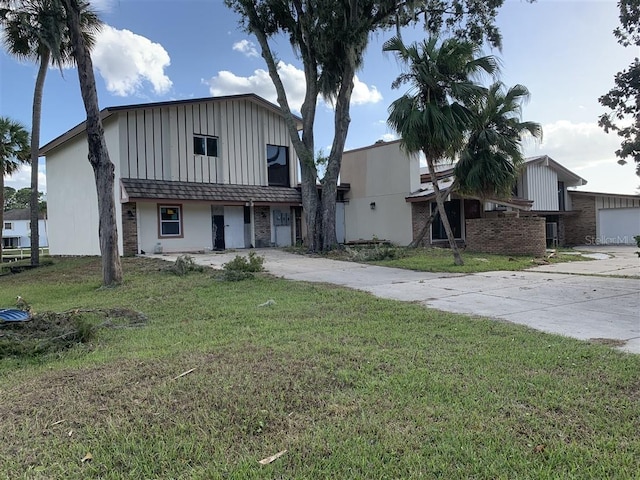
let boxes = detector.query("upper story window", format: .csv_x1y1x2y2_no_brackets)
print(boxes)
158,205,183,238
194,135,218,157
267,144,290,187
558,181,566,211
3,222,12,230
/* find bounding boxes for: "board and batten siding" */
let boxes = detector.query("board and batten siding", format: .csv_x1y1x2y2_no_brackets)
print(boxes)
526,163,559,211
118,98,296,187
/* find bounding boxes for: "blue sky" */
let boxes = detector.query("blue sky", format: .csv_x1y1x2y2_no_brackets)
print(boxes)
1,0,637,195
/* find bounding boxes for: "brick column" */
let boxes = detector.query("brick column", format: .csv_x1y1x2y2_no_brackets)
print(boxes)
254,206,271,247
122,202,138,256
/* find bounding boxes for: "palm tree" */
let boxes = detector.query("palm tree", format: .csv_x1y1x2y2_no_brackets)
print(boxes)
455,82,542,209
385,36,498,265
0,117,30,263
0,0,100,266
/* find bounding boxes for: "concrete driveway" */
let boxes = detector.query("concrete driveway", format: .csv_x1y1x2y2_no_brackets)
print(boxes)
154,249,640,354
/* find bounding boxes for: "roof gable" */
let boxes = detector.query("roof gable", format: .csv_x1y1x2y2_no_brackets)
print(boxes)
524,155,587,186
39,93,302,156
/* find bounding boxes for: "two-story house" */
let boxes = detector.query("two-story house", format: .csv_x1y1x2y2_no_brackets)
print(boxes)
340,140,640,250
2,208,48,249
40,94,303,256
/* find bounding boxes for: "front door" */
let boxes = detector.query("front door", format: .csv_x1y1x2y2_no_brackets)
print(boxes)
224,206,245,248
213,215,225,250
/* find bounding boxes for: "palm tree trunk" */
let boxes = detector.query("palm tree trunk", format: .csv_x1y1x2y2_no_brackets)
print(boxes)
62,0,122,286
425,154,463,265
29,51,49,266
408,181,457,248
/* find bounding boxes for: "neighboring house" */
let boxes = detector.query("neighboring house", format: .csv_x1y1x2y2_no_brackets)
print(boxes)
1,208,48,248
40,94,304,256
340,140,640,251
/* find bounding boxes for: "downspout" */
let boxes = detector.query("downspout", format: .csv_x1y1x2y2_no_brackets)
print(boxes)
249,199,256,248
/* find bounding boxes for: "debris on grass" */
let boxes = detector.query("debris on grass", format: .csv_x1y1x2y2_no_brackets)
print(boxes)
0,308,147,359
81,452,93,463
258,299,276,307
173,368,196,380
165,255,205,276
258,449,287,465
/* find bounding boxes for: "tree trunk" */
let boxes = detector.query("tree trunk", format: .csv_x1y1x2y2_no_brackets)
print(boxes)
408,181,457,248
244,4,322,250
321,59,356,251
63,0,122,286
425,154,464,265
408,207,438,248
29,51,49,266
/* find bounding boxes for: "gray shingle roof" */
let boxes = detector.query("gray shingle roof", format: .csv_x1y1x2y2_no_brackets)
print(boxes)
121,179,302,205
3,208,46,220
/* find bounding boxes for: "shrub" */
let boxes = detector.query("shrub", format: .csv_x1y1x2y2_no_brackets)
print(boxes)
166,255,205,276
219,252,265,281
344,244,407,262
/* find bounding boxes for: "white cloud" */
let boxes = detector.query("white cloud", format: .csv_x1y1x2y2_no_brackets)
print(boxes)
203,63,382,112
204,62,307,111
5,164,47,193
89,0,115,13
232,39,259,58
524,120,621,170
351,76,382,105
380,133,399,142
524,120,638,195
92,25,172,97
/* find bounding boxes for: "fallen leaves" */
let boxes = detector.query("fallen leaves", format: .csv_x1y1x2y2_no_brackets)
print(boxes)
81,452,93,463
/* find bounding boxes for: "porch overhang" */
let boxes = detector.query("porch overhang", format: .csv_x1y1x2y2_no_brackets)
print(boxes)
120,179,303,207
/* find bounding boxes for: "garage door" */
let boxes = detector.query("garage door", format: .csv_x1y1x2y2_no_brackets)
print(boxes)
598,208,640,245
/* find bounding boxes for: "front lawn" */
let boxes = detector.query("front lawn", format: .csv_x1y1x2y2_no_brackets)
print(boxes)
0,257,637,479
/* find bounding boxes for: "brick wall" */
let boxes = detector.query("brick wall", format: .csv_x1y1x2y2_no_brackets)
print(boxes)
564,194,596,245
411,202,431,247
122,202,138,256
254,206,271,247
465,217,546,257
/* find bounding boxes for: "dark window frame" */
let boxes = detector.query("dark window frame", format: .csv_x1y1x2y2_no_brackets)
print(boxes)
194,134,218,157
158,204,184,238
558,181,566,211
266,144,290,187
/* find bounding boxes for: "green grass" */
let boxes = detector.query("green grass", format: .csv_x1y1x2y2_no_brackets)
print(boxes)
368,248,589,273
0,257,638,479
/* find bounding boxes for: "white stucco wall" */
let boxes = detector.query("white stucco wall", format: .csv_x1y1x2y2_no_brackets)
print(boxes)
137,202,213,253
341,142,419,245
45,119,122,256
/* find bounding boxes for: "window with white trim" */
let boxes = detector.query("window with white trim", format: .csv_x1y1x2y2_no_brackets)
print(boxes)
158,205,183,237
3,222,12,230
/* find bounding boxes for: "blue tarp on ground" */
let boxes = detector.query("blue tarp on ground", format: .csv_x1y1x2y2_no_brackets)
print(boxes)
0,309,30,322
